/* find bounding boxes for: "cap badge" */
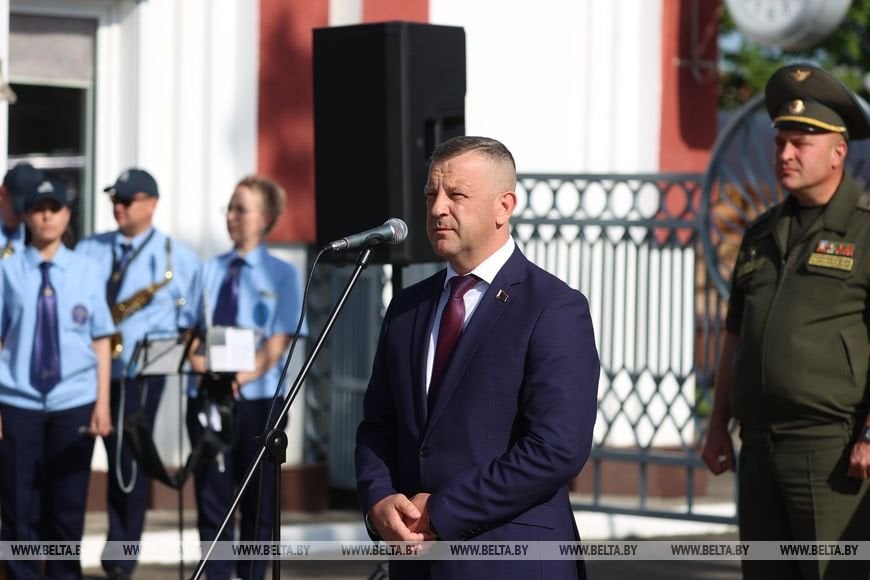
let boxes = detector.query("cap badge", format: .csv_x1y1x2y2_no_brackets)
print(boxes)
37,181,54,194
788,99,806,115
789,69,812,82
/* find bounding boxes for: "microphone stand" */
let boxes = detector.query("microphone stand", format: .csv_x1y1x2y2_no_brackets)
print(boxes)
190,247,374,580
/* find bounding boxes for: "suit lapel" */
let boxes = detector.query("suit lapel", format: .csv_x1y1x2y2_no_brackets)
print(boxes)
425,249,528,430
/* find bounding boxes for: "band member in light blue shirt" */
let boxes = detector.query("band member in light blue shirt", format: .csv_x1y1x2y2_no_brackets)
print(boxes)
76,168,199,579
0,178,114,580
181,175,306,580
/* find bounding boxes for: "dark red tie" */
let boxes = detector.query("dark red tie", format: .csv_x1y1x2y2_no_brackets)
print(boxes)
429,275,478,406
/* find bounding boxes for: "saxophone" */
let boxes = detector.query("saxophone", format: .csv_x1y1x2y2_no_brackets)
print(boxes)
1,238,14,259
110,238,174,359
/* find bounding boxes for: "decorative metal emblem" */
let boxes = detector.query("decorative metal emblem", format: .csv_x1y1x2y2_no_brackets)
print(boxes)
788,99,806,115
790,69,812,82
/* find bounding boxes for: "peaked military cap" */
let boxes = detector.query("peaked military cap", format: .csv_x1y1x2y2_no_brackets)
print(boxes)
765,63,870,140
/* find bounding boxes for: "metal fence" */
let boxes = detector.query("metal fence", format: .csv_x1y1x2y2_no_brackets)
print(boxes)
514,172,732,523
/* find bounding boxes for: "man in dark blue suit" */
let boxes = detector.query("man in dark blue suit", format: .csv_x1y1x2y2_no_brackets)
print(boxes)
355,136,600,579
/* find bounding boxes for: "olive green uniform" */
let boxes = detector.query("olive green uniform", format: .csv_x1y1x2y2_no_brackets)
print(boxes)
727,175,870,579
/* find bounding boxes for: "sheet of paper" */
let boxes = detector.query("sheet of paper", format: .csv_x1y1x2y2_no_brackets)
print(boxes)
207,326,256,372
134,337,188,376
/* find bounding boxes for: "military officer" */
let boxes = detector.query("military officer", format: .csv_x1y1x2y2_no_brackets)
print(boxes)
701,64,870,580
76,168,200,579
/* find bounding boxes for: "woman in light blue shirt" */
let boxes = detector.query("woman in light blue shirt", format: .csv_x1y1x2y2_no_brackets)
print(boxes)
181,175,306,580
0,179,114,579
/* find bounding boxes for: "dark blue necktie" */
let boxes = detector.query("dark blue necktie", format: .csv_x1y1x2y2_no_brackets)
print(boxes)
107,242,132,304
213,257,245,326
117,242,133,272
32,261,61,394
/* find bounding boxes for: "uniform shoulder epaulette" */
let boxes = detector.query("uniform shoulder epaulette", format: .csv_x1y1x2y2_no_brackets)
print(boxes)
857,192,870,212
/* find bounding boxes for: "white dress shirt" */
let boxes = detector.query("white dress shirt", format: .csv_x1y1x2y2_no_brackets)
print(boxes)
425,237,516,392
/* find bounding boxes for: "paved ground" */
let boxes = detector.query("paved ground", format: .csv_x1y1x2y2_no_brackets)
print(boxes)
73,506,746,580
83,558,742,580
78,508,742,580
83,561,382,580
71,456,743,579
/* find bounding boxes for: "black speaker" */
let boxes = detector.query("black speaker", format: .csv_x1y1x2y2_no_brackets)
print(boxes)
313,21,466,264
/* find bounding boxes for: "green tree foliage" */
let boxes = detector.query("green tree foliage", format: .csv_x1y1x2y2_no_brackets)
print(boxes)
720,0,870,109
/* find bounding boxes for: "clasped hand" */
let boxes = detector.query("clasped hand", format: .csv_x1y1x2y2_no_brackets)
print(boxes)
369,492,437,542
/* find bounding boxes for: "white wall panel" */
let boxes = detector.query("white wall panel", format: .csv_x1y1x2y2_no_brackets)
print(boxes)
128,0,259,256
430,0,663,173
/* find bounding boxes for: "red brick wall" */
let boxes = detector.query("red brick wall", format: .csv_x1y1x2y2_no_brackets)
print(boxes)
258,0,429,243
659,0,719,171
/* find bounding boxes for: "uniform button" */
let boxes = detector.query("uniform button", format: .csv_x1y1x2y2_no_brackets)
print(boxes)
419,447,431,457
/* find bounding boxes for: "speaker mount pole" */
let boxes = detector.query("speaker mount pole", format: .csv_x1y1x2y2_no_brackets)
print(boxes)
391,263,403,293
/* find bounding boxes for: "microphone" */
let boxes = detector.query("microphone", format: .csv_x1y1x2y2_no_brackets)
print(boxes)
326,218,408,251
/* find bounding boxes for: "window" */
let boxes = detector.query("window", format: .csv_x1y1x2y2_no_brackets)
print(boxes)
8,13,96,242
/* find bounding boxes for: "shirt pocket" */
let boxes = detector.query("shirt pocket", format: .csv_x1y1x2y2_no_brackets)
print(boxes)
802,254,857,302
805,260,854,280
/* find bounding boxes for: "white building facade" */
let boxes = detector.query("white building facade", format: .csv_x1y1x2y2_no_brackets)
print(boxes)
0,0,719,508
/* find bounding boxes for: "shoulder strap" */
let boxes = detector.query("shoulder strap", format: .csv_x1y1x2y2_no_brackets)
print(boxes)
123,409,225,490
122,374,234,490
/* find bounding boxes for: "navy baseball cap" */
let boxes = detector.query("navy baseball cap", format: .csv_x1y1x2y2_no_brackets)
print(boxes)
103,168,159,201
3,163,46,214
22,178,68,212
